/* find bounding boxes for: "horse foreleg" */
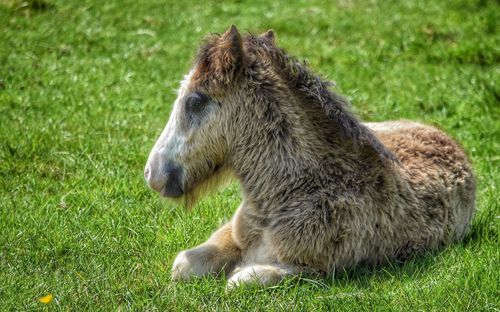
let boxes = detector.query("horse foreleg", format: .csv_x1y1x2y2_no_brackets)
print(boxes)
171,222,241,280
226,263,304,290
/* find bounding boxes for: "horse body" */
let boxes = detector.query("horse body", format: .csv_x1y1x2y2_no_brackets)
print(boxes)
144,26,475,289
225,120,474,280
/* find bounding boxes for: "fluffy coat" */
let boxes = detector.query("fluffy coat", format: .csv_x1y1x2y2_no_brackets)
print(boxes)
144,26,476,289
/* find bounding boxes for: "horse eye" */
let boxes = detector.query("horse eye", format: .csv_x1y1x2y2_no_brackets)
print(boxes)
185,92,209,113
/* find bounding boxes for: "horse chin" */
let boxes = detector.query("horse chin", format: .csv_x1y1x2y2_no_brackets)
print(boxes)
159,186,184,199
177,166,233,210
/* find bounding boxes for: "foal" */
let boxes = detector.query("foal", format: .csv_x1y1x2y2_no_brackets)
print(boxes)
144,26,476,289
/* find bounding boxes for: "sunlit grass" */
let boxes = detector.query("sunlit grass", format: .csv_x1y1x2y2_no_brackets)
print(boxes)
0,0,498,310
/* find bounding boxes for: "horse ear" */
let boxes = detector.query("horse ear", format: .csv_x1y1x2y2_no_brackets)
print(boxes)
219,25,243,64
261,29,275,43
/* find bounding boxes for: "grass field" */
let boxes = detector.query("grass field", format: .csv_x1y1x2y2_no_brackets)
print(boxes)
1,0,499,310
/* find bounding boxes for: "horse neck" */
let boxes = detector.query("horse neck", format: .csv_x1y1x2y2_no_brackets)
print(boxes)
228,96,390,206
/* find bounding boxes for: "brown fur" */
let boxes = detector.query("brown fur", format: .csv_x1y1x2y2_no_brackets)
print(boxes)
146,26,476,289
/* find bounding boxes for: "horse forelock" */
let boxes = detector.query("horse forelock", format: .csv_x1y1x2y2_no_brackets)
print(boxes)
190,33,244,91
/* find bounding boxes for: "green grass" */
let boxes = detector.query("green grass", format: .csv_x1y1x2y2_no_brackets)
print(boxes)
1,0,499,310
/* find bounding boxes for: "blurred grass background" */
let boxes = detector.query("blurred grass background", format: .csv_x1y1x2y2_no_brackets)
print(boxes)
0,0,498,310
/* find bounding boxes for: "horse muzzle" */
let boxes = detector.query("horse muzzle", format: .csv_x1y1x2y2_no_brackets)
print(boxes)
144,160,184,198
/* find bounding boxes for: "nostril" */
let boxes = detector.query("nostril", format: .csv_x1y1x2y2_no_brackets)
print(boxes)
165,163,182,178
144,160,184,196
162,162,184,198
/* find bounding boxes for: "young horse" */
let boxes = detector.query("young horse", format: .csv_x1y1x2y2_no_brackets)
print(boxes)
144,26,476,289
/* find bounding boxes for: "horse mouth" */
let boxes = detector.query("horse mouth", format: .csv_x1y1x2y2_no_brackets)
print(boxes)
158,163,225,202
160,184,184,198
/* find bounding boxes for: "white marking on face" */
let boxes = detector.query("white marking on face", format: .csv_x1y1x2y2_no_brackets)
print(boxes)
144,69,195,192
155,70,194,155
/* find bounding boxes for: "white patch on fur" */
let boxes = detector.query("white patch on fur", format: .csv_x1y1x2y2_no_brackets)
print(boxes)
171,251,195,280
151,69,195,158
241,233,277,265
226,264,293,290
145,70,195,191
171,247,211,281
364,120,423,132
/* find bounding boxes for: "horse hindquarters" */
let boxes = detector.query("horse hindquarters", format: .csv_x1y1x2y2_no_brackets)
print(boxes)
377,124,476,246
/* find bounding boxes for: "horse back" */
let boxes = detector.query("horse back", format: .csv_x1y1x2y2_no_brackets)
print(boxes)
366,120,476,241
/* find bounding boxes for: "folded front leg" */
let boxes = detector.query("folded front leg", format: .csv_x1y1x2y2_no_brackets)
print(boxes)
171,222,241,280
226,263,302,290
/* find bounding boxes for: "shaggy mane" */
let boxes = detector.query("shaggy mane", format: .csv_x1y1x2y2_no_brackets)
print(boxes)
197,33,398,164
